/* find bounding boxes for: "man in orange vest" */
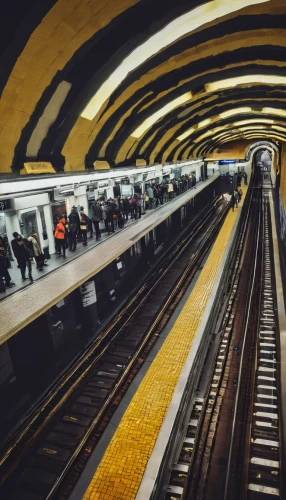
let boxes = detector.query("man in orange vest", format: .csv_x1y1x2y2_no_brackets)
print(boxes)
55,217,66,257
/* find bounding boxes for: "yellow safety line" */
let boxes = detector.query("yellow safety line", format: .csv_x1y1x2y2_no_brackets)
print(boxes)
84,192,246,500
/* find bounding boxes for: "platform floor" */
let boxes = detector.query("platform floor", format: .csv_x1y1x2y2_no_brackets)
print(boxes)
82,191,245,500
2,209,148,300
0,175,219,346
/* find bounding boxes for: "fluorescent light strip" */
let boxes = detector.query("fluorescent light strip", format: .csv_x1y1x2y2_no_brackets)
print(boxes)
198,118,211,129
177,127,195,141
244,133,284,139
271,125,286,133
219,107,252,119
131,92,192,139
219,133,285,143
262,107,286,118
81,0,270,120
234,118,274,126
206,74,286,93
207,125,274,145
194,121,274,144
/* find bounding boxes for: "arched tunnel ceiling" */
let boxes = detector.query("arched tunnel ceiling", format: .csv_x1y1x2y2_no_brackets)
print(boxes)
1,0,286,173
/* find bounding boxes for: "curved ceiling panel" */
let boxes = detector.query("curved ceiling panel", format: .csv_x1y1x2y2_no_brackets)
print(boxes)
1,0,286,173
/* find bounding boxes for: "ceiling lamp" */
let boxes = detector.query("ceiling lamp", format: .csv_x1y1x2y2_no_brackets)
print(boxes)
261,107,286,118
81,0,270,120
131,92,192,139
219,107,252,119
177,127,195,141
198,118,211,128
205,74,286,93
233,119,274,126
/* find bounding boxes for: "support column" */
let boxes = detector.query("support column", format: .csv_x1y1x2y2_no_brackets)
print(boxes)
4,212,21,246
74,185,88,211
43,204,56,254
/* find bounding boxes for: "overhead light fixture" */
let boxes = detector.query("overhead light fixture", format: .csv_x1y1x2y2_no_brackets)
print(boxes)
206,74,286,93
198,118,211,128
131,92,192,139
233,119,274,126
219,107,252,119
177,127,195,141
81,0,270,120
262,107,286,118
271,125,286,133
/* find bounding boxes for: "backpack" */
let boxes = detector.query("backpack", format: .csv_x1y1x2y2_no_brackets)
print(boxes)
104,204,112,214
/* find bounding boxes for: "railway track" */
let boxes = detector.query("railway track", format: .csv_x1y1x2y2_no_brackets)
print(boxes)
164,177,256,500
0,197,228,500
173,179,282,500
247,191,280,499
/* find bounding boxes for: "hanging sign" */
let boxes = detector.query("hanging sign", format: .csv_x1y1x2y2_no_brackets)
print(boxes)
22,162,56,174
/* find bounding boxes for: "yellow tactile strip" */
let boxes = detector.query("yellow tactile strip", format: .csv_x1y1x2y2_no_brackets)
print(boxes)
84,200,243,500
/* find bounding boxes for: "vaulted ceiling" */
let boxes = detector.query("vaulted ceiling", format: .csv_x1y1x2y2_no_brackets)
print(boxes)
1,0,286,173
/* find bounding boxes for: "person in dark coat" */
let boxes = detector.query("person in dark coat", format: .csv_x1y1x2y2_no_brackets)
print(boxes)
11,232,33,281
103,202,115,234
68,206,80,251
79,211,88,246
91,201,102,240
230,194,236,212
0,236,15,290
122,197,131,221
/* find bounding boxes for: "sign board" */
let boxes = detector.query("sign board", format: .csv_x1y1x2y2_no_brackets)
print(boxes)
22,162,56,175
136,159,147,166
219,160,236,165
94,161,110,170
0,199,12,211
80,281,97,308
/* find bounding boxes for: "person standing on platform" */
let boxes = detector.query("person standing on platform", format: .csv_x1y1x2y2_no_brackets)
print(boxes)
103,202,115,234
68,206,80,251
147,185,154,209
234,189,240,206
91,201,102,240
0,237,15,290
167,180,174,200
244,172,248,185
28,231,45,270
11,232,33,281
54,217,66,257
122,197,131,221
230,194,236,212
130,196,138,219
79,211,88,246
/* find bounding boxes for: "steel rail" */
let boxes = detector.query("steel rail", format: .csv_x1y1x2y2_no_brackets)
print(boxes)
223,184,262,500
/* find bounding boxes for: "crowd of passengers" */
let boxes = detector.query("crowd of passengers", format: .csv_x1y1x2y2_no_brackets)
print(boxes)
54,175,198,255
0,175,197,292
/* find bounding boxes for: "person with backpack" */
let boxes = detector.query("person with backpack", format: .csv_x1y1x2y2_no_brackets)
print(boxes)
11,232,33,281
68,206,80,251
103,202,115,234
54,217,66,257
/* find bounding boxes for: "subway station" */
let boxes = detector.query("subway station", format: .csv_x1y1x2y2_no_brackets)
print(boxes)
0,1,286,499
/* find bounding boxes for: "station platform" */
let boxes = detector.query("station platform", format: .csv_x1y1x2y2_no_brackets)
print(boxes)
0,174,219,346
71,186,247,500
